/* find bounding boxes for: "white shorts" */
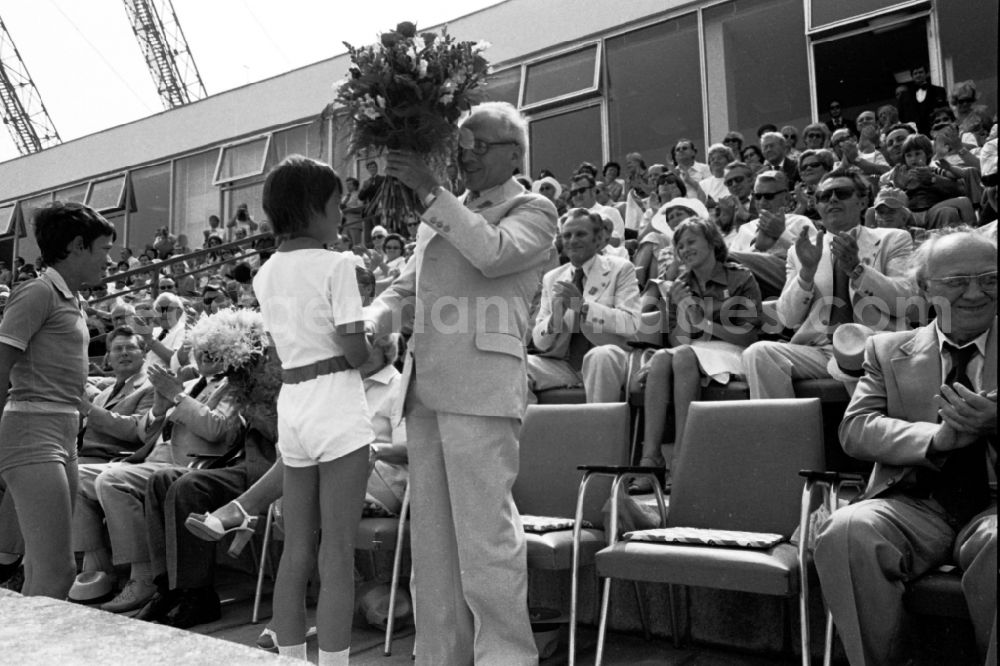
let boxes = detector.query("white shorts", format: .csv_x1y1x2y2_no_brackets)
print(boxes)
276,370,374,467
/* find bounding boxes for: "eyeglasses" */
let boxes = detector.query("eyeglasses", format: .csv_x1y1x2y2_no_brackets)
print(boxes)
816,186,857,203
723,138,741,144
800,162,822,171
723,175,747,187
926,271,998,292
954,97,975,105
371,234,385,240
805,132,825,139
406,221,420,227
385,245,403,252
753,190,788,201
110,344,142,354
570,186,593,197
157,306,178,313
159,284,175,290
464,139,517,156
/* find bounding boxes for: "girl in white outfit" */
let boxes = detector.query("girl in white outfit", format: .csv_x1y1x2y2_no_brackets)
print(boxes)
253,155,374,665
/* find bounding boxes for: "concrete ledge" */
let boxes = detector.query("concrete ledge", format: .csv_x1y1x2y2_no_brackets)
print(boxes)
0,589,297,664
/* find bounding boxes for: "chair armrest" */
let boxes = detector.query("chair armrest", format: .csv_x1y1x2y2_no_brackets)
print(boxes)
577,464,665,474
574,465,667,547
798,469,865,485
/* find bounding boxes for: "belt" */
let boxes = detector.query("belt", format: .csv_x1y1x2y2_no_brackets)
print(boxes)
282,356,352,384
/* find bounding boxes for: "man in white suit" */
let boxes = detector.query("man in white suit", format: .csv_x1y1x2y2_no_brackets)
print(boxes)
529,208,641,401
743,168,916,398
814,229,996,665
367,102,558,666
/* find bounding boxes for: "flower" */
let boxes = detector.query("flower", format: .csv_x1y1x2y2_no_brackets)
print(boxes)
381,31,400,47
187,308,268,376
396,21,417,37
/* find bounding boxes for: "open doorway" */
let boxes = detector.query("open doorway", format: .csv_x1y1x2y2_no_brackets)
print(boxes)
813,17,929,128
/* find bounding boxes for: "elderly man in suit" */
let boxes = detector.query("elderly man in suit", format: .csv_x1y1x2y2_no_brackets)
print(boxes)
529,208,641,401
743,168,916,398
814,228,997,665
367,101,557,665
87,343,243,613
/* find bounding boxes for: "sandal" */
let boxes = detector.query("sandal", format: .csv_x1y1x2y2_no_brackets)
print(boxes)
627,455,666,495
184,500,258,557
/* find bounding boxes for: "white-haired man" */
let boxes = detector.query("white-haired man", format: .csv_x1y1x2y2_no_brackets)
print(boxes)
761,131,800,187
369,101,557,665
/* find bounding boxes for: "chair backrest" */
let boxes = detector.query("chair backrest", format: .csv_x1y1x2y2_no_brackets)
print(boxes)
513,402,631,527
668,398,824,537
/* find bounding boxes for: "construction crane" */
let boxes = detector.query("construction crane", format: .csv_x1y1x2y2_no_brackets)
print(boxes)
122,0,207,109
0,17,61,155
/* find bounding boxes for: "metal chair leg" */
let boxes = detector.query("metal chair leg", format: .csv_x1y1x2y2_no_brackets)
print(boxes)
252,502,275,623
823,609,835,666
595,577,613,666
633,581,651,641
384,483,410,656
667,584,683,648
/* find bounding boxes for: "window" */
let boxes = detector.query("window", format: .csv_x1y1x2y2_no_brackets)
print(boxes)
809,0,914,30
174,151,218,250
522,43,600,108
938,0,997,117
606,13,703,163
131,163,171,254
703,0,810,147
0,203,16,236
269,122,323,167
483,66,521,106
213,135,270,184
529,103,603,182
53,183,88,204
224,183,266,237
86,174,128,213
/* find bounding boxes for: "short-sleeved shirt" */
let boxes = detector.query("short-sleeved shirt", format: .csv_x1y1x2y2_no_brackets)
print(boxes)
0,268,89,405
253,249,364,369
667,261,763,333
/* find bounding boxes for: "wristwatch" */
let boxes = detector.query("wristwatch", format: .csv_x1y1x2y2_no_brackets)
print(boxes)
171,393,185,407
849,263,865,281
422,185,444,208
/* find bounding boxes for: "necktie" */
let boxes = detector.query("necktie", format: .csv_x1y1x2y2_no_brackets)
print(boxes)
931,342,990,524
567,267,592,368
157,328,169,342
106,378,127,405
160,376,209,442
465,191,479,207
829,257,854,328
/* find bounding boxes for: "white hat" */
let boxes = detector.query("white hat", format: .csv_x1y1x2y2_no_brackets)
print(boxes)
827,323,877,385
531,176,562,199
68,571,115,604
371,225,389,238
650,197,711,237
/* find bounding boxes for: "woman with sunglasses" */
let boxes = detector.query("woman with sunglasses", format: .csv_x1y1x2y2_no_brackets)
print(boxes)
741,145,766,174
792,148,836,221
801,123,830,150
373,233,407,294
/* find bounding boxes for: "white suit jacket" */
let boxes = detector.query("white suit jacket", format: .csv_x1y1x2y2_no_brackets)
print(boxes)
366,179,558,420
531,254,640,358
778,225,915,345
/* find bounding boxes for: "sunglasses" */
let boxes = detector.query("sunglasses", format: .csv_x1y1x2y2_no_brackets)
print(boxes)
800,162,821,171
723,138,741,144
753,190,787,201
805,132,825,139
816,186,857,203
724,175,747,187
372,234,386,240
570,186,592,196
157,306,178,313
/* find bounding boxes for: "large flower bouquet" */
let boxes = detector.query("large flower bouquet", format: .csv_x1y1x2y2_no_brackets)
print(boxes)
335,21,491,232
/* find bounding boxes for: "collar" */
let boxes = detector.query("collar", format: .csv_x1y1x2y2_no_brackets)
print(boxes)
680,260,728,288
115,369,146,387
466,178,520,207
934,320,992,358
42,267,76,301
571,255,599,277
363,364,399,387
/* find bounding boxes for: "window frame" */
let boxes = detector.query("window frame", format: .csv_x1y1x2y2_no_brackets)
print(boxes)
212,134,272,185
85,173,129,213
519,41,603,112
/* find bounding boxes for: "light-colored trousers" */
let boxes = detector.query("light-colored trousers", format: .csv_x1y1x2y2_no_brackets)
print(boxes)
526,345,631,403
815,495,996,665
742,340,833,399
405,378,537,666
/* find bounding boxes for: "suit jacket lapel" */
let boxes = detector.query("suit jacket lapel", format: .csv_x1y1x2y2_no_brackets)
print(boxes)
584,255,612,302
890,324,941,422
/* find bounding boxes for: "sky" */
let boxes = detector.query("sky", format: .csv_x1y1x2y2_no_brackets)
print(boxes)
0,0,502,163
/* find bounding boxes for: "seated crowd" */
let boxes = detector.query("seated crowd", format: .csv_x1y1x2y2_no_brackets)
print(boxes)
0,71,995,665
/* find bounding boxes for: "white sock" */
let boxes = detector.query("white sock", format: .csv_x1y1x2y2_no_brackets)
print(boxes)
277,643,307,660
318,647,350,666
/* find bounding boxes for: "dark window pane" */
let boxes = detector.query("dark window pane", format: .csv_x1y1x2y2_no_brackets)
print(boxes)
215,137,269,183
54,183,88,204
938,0,998,117
173,151,218,249
17,193,54,268
703,0,810,147
0,203,15,236
131,163,171,255
810,0,911,29
529,104,602,183
523,45,598,106
484,67,521,106
87,175,128,212
269,122,323,168
607,14,702,163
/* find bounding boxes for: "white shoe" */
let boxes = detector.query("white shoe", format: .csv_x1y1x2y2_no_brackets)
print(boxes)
100,579,156,613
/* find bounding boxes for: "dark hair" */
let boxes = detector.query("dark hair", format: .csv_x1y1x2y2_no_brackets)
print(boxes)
571,173,596,189
820,167,872,203
797,148,836,172
930,106,956,123
756,123,778,138
670,139,697,164
106,325,146,351
741,145,765,163
885,122,916,137
602,161,621,178
231,261,253,284
672,217,728,263
656,172,688,197
574,162,598,178
33,201,116,266
901,134,934,160
262,155,342,236
345,176,360,188
382,233,405,252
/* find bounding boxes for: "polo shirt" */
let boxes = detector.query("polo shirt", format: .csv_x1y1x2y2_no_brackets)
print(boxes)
0,268,89,406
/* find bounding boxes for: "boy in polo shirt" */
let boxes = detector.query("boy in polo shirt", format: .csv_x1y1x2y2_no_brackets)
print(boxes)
0,202,115,598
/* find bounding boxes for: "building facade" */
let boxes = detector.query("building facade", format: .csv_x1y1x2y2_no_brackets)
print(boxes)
0,0,994,265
